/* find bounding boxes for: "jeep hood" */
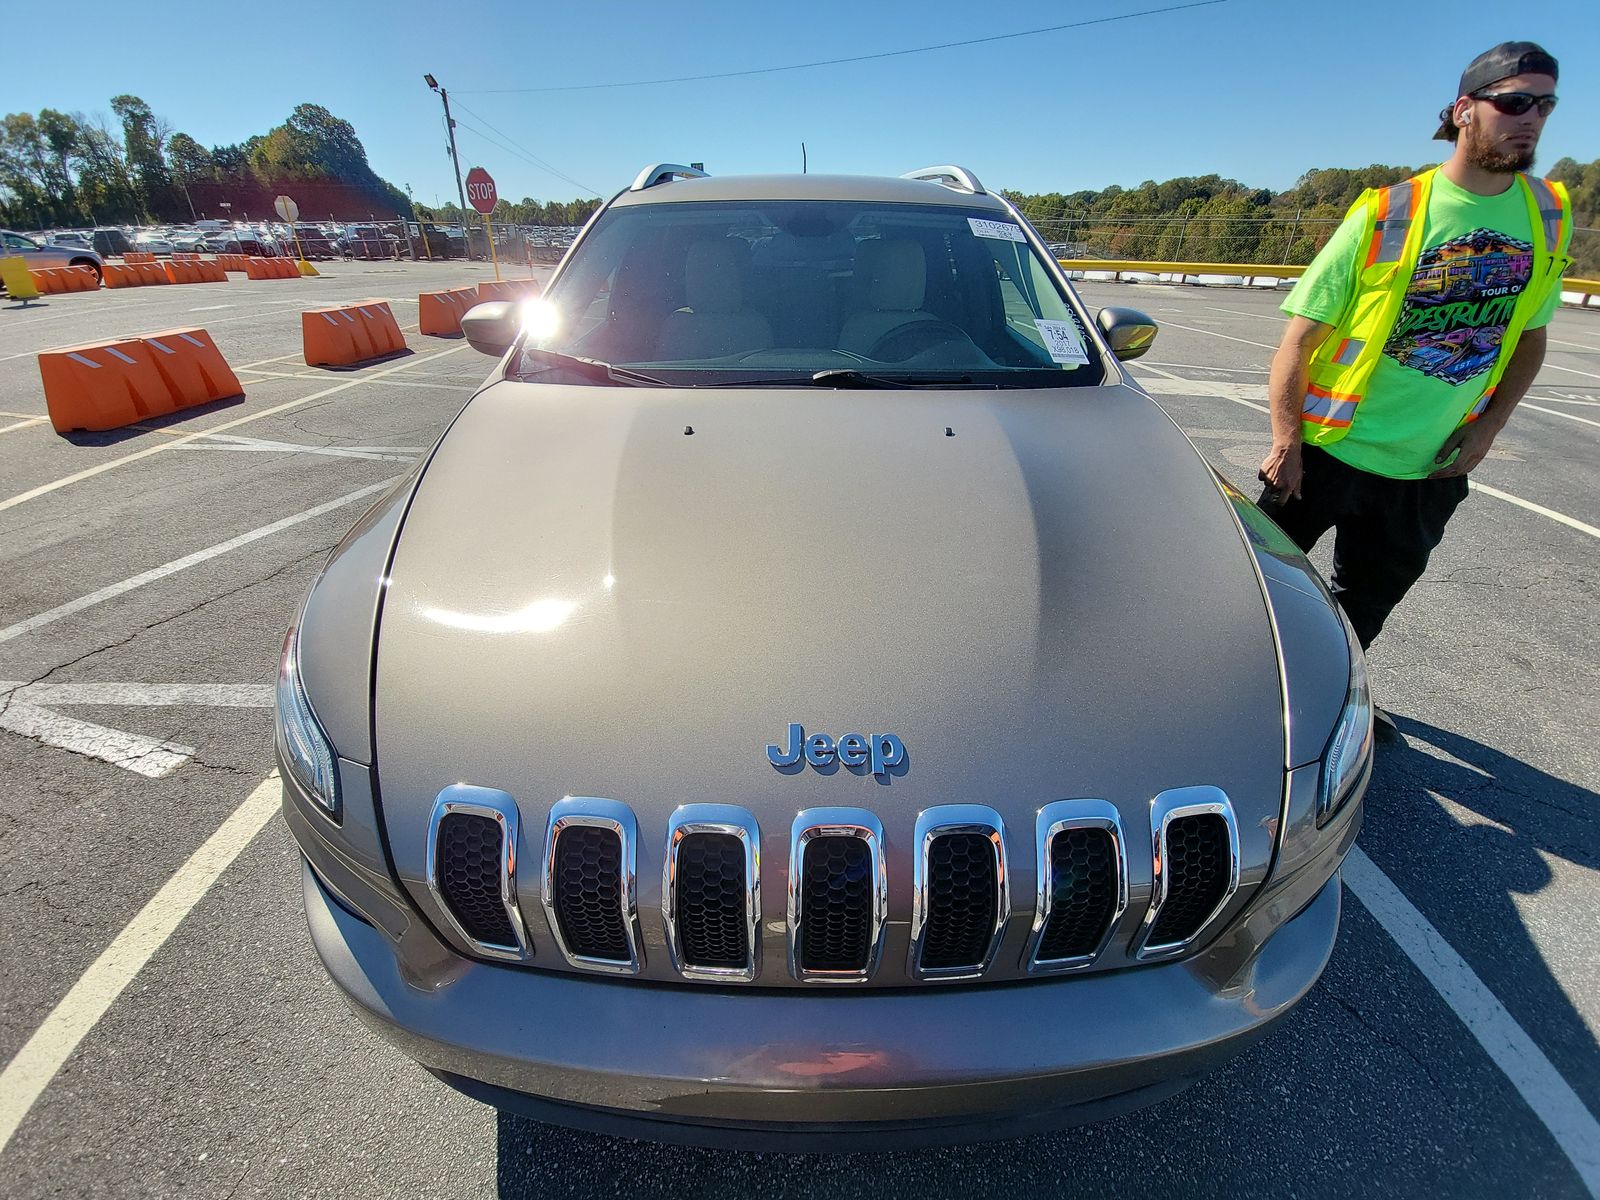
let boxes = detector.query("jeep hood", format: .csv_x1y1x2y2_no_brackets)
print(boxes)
371,380,1286,966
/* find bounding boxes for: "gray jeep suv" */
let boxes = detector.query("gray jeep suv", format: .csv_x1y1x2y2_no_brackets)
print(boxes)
278,163,1370,1149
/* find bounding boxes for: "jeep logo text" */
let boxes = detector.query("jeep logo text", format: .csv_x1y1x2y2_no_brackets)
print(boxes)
766,723,906,776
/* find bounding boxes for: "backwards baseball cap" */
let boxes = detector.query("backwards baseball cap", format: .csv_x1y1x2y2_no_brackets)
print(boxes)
1434,41,1559,141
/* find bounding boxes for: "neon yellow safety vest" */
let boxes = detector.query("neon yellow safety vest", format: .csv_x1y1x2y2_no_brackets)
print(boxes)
1301,168,1572,444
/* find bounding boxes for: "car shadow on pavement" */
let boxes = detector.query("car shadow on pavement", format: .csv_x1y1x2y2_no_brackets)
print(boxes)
1365,714,1600,1116
59,396,249,445
312,348,415,372
489,714,1600,1200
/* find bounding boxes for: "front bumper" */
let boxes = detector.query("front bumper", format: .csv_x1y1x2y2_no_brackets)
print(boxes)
301,850,1344,1149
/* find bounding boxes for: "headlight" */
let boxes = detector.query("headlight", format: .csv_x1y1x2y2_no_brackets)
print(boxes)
275,625,341,819
1318,608,1372,824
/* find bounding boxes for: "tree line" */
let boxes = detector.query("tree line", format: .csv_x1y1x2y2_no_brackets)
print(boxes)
0,98,414,228
1004,158,1600,275
3,96,1592,275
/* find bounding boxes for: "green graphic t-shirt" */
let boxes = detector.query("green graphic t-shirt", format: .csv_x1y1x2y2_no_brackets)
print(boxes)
1282,172,1561,479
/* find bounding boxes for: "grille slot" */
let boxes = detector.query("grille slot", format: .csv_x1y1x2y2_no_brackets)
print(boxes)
676,832,749,969
425,786,529,962
789,810,886,982
437,813,516,947
542,799,643,974
1147,813,1231,946
1136,787,1240,960
552,826,629,959
1036,828,1117,961
1025,800,1126,974
921,833,999,968
800,836,872,970
909,806,1009,979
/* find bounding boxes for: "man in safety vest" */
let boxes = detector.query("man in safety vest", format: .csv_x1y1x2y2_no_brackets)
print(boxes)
1258,41,1569,739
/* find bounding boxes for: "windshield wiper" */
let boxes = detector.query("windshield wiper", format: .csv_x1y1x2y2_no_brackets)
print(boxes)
519,347,670,387
810,369,979,388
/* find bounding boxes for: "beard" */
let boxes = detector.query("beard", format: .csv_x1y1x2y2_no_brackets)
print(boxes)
1463,124,1536,173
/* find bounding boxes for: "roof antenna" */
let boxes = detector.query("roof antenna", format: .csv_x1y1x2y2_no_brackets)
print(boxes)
801,142,807,174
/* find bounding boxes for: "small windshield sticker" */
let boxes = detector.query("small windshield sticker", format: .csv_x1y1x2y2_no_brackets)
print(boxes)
967,218,1027,242
1035,319,1090,365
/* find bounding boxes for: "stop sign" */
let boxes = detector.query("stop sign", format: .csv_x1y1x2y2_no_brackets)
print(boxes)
465,167,498,214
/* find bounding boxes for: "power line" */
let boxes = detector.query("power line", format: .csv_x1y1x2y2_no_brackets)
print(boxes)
457,1,1229,94
444,101,601,197
448,113,601,200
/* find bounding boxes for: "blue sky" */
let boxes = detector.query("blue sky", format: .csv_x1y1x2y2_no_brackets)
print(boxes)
11,0,1594,205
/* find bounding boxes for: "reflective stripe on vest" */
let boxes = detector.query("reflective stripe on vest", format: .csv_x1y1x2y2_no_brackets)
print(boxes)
1331,337,1365,367
1302,382,1358,429
1524,176,1567,253
1464,386,1494,423
1363,178,1418,269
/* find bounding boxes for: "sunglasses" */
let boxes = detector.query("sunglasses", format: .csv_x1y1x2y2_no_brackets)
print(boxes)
1470,90,1559,118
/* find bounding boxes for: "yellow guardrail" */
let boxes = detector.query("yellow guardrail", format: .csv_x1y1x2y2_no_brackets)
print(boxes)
1057,258,1306,280
1058,259,1600,305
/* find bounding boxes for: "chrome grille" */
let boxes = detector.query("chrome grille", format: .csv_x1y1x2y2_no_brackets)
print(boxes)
663,805,761,982
542,798,643,974
788,809,886,983
909,806,1008,980
1136,787,1240,960
425,786,530,962
1025,800,1127,973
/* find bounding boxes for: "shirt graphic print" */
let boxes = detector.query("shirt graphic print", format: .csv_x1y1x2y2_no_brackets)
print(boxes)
1381,229,1533,387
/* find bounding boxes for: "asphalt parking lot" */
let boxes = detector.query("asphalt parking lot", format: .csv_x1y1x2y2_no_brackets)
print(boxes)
0,263,1595,1198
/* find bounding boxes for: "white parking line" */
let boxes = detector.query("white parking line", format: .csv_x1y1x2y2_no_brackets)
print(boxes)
0,417,47,436
0,478,397,646
0,345,463,515
1156,318,1279,351
1343,848,1600,1196
1134,365,1600,541
1520,403,1600,429
0,773,281,1155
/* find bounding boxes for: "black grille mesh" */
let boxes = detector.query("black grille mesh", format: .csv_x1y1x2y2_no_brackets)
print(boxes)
436,813,518,948
799,835,874,972
1035,827,1116,962
552,825,630,961
919,833,999,970
1148,813,1230,946
675,832,749,969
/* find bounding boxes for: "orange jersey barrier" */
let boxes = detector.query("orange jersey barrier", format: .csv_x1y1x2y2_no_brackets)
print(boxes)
27,266,99,294
173,252,201,260
476,279,542,304
246,256,300,279
38,327,242,433
218,254,250,272
418,288,480,336
142,328,242,406
124,251,156,264
302,301,406,367
102,263,140,288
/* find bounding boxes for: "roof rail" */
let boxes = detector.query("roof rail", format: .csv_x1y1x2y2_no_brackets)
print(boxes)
901,165,987,196
629,163,710,192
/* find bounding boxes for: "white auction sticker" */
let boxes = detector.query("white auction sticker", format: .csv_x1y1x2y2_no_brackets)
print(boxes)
967,217,1027,242
1035,319,1090,365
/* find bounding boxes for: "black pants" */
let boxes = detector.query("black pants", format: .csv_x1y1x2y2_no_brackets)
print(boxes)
1257,446,1469,649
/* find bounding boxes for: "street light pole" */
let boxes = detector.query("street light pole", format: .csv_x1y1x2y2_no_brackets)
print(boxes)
424,74,469,219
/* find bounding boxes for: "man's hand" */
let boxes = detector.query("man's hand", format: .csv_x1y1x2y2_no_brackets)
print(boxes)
1430,421,1497,478
1259,441,1304,500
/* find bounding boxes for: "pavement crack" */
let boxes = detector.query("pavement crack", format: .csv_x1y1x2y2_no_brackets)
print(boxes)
0,545,334,697
1327,991,1451,1095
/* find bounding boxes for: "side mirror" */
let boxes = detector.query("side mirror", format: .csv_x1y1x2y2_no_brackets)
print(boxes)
461,300,520,357
1096,307,1158,362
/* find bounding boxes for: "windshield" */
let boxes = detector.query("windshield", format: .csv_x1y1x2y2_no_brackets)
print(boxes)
515,200,1104,387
